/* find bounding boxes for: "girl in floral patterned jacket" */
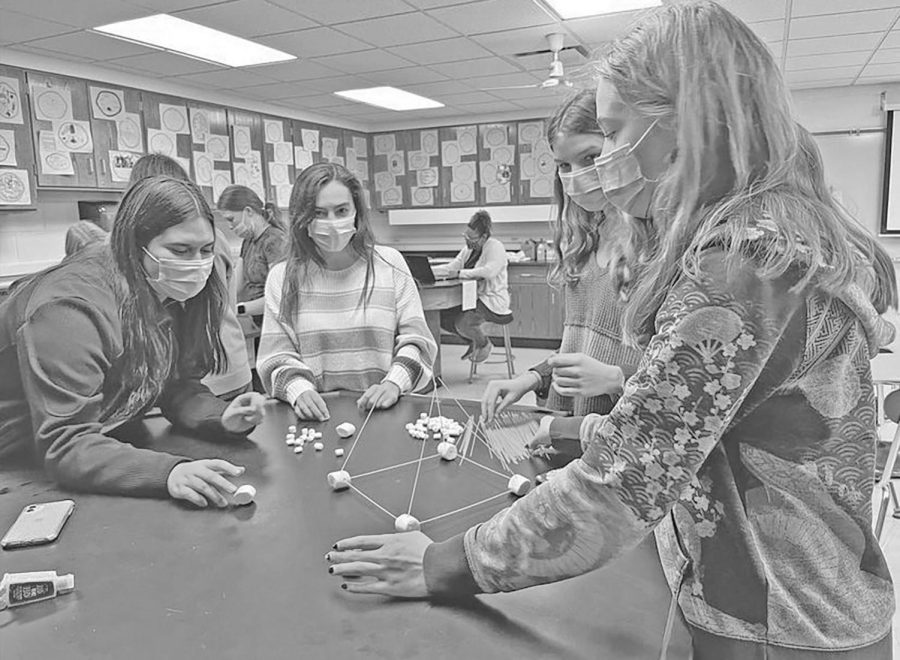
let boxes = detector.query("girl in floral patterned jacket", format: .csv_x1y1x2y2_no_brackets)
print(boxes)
327,2,897,657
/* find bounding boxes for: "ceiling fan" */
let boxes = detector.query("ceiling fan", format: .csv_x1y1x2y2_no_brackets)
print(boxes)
481,33,580,91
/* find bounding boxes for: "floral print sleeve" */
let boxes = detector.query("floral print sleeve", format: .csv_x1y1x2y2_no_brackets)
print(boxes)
460,253,803,593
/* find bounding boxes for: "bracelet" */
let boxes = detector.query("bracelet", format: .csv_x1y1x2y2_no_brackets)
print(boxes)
527,369,544,391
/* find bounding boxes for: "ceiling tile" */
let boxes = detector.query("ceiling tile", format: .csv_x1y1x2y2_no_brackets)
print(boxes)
486,84,557,100
313,49,414,74
405,79,474,95
275,93,348,108
784,65,863,83
448,99,522,113
467,71,542,90
789,9,899,40
18,31,157,60
436,90,501,104
871,47,900,64
882,31,900,49
403,0,489,7
0,10,77,45
336,12,459,47
792,0,900,17
386,37,492,64
365,67,450,86
279,0,413,24
260,27,374,57
304,75,379,93
246,58,343,82
8,43,93,63
787,32,886,56
175,0,316,38
516,48,586,72
430,0,557,35
429,56,521,78
859,61,900,78
3,0,148,29
715,0,788,23
787,78,856,89
747,19,785,42
562,11,648,47
230,80,323,100
324,103,380,116
784,50,872,71
471,26,558,56
175,67,279,88
104,50,224,76
126,0,218,10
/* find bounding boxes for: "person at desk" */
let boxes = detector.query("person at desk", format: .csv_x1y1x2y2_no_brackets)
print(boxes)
0,176,266,507
216,185,288,325
433,210,511,364
256,163,436,421
328,2,897,657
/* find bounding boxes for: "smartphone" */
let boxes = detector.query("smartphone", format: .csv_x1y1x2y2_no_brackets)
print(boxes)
1,500,75,550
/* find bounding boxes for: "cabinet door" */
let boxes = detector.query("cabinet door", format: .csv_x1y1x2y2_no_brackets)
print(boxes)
188,102,231,206
437,125,478,207
547,288,565,341
262,116,294,210
370,131,407,209
0,65,37,209
88,83,143,190
229,109,266,202
27,71,97,188
141,91,193,174
517,119,554,203
478,122,518,206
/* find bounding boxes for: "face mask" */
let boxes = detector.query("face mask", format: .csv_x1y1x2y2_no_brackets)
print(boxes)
593,118,661,218
309,216,356,253
558,163,607,212
143,248,214,302
231,211,253,239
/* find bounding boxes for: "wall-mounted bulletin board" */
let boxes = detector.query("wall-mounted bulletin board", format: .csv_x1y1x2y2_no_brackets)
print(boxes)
0,65,37,209
372,131,407,208
141,91,194,186
318,124,344,168
517,119,555,203
291,120,320,181
27,71,97,189
187,102,231,205
439,124,479,207
261,115,294,209
342,128,371,209
228,108,266,203
87,81,143,190
405,128,440,207
478,122,517,205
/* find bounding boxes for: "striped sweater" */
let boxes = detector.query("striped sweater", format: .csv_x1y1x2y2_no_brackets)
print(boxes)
257,246,437,405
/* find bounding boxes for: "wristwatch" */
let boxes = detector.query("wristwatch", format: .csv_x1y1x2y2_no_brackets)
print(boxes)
237,303,246,315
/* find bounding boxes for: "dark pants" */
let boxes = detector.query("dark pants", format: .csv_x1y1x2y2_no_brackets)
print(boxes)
440,301,510,349
689,626,892,660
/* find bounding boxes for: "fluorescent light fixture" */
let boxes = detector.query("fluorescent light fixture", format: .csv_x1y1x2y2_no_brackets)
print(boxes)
93,14,295,67
543,0,661,19
334,87,444,111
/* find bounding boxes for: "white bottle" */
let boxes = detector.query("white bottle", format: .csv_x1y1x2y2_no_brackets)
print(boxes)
0,571,75,609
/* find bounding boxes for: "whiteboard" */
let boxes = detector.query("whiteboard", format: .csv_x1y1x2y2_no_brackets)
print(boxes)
880,111,899,234
813,130,885,236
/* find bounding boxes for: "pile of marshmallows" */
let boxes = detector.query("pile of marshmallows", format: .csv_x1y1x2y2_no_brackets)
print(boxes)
286,422,356,457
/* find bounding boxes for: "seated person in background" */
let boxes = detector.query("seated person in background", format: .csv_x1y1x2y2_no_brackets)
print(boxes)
433,210,511,363
129,154,251,400
257,163,437,422
216,185,288,325
0,176,266,507
482,90,643,455
64,219,108,256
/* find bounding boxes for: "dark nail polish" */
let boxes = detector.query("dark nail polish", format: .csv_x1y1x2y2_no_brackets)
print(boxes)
341,583,347,590
328,566,334,574
324,553,331,561
332,543,338,549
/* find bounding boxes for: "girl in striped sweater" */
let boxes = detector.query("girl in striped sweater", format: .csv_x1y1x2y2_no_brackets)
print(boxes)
256,163,437,421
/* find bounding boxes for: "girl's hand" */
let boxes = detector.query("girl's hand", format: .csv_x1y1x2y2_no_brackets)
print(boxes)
167,459,244,508
357,382,400,411
481,372,539,424
221,392,267,433
548,353,624,398
327,531,433,598
294,390,330,421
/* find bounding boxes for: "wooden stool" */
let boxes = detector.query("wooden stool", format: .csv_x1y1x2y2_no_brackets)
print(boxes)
469,323,515,382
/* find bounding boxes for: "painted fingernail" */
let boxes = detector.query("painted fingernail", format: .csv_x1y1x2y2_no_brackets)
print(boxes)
328,566,334,574
340,583,347,590
332,543,338,549
325,553,331,561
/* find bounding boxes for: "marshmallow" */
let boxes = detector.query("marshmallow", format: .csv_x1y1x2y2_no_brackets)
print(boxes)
233,484,256,506
507,475,532,497
394,514,421,532
336,422,356,438
294,445,303,454
437,442,458,461
288,425,297,434
327,470,351,491
313,441,324,451
334,448,345,457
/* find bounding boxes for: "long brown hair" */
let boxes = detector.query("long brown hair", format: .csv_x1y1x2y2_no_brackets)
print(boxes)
108,176,227,420
217,184,284,231
596,0,896,343
279,163,377,322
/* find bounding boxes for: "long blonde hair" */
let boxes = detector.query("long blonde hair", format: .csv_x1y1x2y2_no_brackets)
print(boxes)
596,0,896,343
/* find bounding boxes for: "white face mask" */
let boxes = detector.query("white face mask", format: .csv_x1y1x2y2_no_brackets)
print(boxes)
558,163,607,212
143,248,214,302
593,118,660,218
309,216,356,253
230,210,254,239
